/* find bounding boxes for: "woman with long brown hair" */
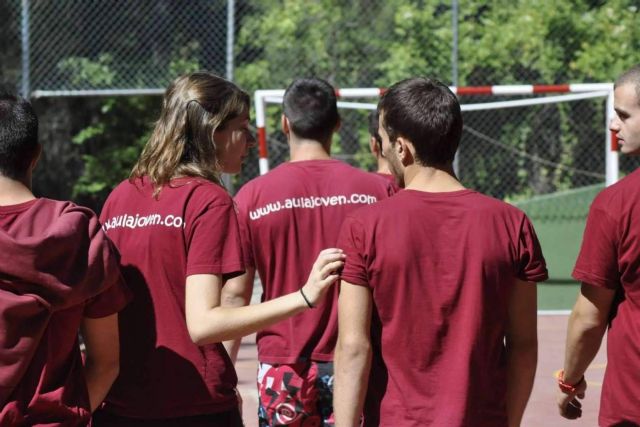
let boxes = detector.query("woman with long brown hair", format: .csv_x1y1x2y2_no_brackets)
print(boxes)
92,72,344,426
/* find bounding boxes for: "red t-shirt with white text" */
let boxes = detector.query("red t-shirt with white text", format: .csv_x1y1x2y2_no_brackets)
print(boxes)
338,189,547,427
235,159,395,364
0,199,129,426
573,168,640,425
99,177,244,418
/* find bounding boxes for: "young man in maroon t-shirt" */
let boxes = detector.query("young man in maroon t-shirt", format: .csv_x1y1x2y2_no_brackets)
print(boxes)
557,65,640,425
0,93,130,425
334,78,547,427
222,78,395,426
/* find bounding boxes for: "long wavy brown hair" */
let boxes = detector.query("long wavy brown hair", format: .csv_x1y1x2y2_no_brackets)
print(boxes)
131,72,250,196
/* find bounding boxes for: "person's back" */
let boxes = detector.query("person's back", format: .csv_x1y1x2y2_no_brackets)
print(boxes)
338,190,545,426
98,176,242,418
0,93,129,426
94,72,345,427
0,199,128,426
227,78,394,426
334,77,546,427
235,159,392,363
92,73,249,426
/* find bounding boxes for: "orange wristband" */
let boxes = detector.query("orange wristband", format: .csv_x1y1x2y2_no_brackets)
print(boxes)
557,369,585,394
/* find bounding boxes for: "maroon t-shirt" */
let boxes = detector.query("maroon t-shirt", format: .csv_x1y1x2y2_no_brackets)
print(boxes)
573,168,640,425
0,198,129,426
338,189,547,427
235,159,395,364
373,172,401,193
99,177,244,418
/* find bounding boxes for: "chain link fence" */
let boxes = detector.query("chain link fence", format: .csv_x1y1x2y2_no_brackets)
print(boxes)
3,0,640,279
0,0,22,91
6,0,232,94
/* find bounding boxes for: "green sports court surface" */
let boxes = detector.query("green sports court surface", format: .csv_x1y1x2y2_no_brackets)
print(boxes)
511,183,604,311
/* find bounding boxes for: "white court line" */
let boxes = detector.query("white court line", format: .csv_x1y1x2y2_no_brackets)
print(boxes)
538,310,571,316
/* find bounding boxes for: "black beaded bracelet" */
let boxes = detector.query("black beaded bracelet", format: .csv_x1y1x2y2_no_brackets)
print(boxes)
299,288,315,308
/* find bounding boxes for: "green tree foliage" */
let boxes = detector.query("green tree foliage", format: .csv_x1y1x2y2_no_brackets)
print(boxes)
71,96,158,210
66,51,201,210
451,0,639,199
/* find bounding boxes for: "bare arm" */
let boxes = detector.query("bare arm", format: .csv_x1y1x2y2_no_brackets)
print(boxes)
557,283,614,419
505,279,538,427
334,281,372,427
186,248,345,346
81,313,120,412
221,267,256,363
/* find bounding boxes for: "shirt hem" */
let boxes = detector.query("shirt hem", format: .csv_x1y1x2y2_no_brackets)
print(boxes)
519,272,549,283
258,353,334,364
186,263,245,277
102,399,237,419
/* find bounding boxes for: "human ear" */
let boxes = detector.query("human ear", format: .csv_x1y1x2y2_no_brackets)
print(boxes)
281,115,290,134
396,137,414,166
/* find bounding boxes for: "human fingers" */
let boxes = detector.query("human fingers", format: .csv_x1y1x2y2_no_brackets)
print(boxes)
319,260,345,279
558,395,582,420
317,273,341,288
317,248,344,257
316,249,346,262
301,271,341,307
565,398,582,419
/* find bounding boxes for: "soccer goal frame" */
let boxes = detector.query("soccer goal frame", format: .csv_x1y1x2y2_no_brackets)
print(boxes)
254,83,618,186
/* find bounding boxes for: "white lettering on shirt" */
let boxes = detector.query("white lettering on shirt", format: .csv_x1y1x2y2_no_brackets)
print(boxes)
248,193,378,221
101,213,186,232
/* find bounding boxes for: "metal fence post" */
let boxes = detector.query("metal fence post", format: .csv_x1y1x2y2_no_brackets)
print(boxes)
451,0,460,177
223,0,236,191
20,0,31,99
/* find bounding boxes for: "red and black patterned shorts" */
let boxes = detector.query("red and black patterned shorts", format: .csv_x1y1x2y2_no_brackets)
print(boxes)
257,361,334,426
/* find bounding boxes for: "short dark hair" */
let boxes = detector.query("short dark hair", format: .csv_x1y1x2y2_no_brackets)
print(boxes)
283,78,339,143
368,110,382,149
0,93,39,179
616,64,640,106
378,77,462,166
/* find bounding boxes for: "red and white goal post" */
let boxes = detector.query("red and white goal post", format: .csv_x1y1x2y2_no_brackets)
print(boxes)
254,83,617,186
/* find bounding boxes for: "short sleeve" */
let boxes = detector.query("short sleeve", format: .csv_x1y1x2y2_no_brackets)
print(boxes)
234,190,254,268
84,277,132,318
337,215,370,287
516,215,548,282
572,199,619,289
185,200,244,280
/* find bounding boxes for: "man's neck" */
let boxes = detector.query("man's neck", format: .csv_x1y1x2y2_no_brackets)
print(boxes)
403,163,465,193
376,160,392,175
289,138,332,162
0,175,36,205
